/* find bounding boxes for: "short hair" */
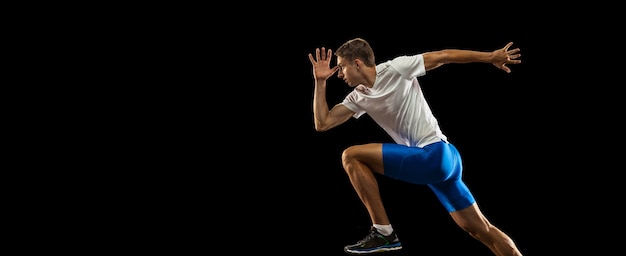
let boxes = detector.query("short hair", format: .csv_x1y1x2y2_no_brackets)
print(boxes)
335,38,376,67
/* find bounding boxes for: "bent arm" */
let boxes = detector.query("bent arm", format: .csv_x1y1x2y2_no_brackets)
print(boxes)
313,79,354,132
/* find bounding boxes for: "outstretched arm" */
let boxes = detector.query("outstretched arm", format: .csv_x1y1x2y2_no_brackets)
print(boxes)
422,42,521,73
308,47,354,132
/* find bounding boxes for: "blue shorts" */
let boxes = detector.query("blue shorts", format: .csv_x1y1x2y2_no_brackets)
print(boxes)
382,140,475,212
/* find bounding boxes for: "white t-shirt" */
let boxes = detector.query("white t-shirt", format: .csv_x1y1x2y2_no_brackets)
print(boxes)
340,54,448,148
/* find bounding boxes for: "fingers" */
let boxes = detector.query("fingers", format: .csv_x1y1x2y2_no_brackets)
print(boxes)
317,47,322,61
507,52,521,63
308,53,315,64
309,47,333,62
318,47,332,61
502,42,521,56
508,47,521,55
502,42,521,67
503,42,521,59
308,48,323,64
501,64,511,73
503,42,514,51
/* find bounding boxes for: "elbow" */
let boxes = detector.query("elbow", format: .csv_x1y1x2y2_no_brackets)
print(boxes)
314,122,331,132
314,125,329,132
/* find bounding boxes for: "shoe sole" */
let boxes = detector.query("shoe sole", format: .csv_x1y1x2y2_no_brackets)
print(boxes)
344,244,402,254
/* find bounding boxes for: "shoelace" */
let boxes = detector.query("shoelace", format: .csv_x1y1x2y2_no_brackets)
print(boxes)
358,228,385,244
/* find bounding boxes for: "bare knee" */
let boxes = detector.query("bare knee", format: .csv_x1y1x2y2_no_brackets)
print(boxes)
340,144,383,174
341,146,361,171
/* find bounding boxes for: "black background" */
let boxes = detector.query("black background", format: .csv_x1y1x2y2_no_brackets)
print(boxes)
113,7,616,255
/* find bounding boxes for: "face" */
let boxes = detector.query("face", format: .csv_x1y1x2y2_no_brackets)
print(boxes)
336,56,359,87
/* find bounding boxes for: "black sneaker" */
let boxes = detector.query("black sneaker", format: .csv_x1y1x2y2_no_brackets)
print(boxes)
344,227,402,254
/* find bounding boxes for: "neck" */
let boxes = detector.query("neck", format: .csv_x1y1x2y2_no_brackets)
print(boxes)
361,67,377,88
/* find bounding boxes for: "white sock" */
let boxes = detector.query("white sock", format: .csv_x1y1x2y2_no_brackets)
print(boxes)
373,224,393,236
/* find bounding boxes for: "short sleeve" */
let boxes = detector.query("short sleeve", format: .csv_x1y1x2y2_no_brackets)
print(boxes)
390,54,426,79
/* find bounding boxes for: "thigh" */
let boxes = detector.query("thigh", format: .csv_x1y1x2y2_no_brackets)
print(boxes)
428,180,475,212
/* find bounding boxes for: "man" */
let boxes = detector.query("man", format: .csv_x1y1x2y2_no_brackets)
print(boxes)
308,38,523,255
